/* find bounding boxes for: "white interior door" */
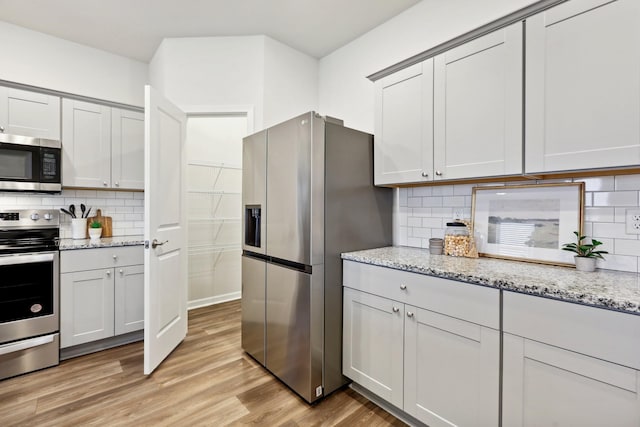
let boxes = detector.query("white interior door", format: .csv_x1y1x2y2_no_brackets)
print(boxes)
144,85,188,375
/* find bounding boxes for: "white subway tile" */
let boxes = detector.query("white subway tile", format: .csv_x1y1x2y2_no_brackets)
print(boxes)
61,190,76,197
431,207,453,218
591,237,614,252
453,184,474,196
134,207,144,213
75,190,97,198
411,208,431,217
124,228,142,236
412,228,431,238
575,176,615,192
102,191,117,199
442,196,465,207
422,197,443,208
408,197,422,208
134,192,144,200
399,188,408,207
592,191,638,207
614,174,640,191
422,218,443,228
582,222,593,238
431,229,445,239
412,186,432,197
614,239,640,256
407,217,422,227
134,221,145,228
592,222,629,239
583,193,593,207
614,208,627,223
116,192,134,199
106,199,126,207
397,226,408,246
432,185,454,196
596,254,637,273
397,210,408,227
115,206,135,213
584,207,615,223
407,237,422,248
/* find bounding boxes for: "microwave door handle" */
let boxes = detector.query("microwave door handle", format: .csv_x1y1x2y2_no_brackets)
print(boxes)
0,334,55,356
0,252,54,266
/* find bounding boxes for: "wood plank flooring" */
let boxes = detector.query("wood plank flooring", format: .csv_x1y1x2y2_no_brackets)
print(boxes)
0,300,406,426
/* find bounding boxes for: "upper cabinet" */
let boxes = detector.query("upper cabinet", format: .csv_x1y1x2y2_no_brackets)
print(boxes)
525,0,640,173
434,22,523,180
374,60,434,186
0,87,60,140
63,99,144,190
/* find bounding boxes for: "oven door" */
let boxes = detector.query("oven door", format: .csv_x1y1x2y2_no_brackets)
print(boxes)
0,251,59,344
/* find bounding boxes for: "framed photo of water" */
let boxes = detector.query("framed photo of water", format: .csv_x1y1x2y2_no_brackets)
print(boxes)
471,183,584,266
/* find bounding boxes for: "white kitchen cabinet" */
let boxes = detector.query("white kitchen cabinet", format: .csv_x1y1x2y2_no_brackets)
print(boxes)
114,264,144,335
434,22,522,180
404,306,500,427
502,291,640,426
526,0,640,173
374,60,434,185
343,287,404,408
62,99,144,189
112,108,144,190
342,260,500,425
60,268,115,348
0,86,60,140
60,246,144,350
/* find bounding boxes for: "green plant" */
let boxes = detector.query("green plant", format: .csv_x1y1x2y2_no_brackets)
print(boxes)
89,221,102,229
562,231,608,259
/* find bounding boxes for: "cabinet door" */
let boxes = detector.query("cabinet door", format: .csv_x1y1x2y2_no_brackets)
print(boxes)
112,108,144,190
0,87,60,140
526,0,640,173
343,287,404,409
374,60,434,185
434,23,522,180
114,264,144,335
404,306,500,427
62,99,111,188
60,269,115,348
503,333,640,426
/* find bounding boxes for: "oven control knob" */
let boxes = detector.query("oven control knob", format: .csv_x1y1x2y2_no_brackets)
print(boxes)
43,213,53,221
30,213,40,221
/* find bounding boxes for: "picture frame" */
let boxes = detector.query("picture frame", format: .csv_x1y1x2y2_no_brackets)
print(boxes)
471,183,584,266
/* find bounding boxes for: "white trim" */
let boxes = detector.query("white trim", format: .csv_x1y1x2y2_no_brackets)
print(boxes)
188,292,241,310
180,104,255,135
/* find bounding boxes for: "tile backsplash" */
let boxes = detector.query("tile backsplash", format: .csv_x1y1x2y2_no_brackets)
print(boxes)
0,189,144,238
396,174,640,273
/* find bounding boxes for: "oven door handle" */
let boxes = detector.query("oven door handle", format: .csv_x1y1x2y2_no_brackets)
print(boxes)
0,334,54,356
0,252,55,266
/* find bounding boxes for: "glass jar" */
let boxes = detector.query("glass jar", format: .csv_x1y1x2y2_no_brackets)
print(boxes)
444,222,471,256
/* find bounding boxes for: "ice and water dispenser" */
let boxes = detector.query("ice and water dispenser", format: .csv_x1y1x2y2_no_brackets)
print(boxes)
245,205,261,247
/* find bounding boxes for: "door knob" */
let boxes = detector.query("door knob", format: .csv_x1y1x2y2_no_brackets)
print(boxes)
152,239,168,249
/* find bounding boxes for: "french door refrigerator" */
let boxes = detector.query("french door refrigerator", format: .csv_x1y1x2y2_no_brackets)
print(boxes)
241,112,392,403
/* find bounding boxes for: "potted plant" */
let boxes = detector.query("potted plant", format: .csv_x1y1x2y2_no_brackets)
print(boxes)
561,231,608,272
88,220,102,240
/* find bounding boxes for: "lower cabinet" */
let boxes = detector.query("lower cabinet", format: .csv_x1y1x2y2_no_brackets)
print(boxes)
342,261,500,426
60,246,144,349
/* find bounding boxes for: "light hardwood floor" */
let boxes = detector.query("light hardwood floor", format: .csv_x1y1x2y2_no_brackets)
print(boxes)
0,300,406,426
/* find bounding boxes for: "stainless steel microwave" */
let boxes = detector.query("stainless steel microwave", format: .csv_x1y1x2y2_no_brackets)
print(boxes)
0,134,62,192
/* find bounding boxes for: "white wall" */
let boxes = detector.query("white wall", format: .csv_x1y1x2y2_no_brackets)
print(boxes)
0,21,147,107
263,37,318,128
318,0,539,132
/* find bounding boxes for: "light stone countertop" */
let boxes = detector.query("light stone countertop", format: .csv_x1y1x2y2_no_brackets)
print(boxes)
58,235,145,250
341,246,640,315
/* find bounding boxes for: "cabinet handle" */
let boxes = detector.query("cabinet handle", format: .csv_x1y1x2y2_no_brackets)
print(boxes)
115,182,119,187
421,172,428,178
435,171,443,176
392,306,399,313
400,284,407,290
407,311,414,318
113,254,118,260
0,126,4,133
119,269,123,275
106,270,111,276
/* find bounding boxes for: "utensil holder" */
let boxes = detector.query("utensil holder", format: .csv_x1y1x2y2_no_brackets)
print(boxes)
71,218,87,239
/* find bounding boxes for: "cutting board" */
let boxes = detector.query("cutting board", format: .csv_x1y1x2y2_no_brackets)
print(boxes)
87,209,113,237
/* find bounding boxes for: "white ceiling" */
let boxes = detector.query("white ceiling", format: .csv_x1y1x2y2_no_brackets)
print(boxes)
0,0,421,62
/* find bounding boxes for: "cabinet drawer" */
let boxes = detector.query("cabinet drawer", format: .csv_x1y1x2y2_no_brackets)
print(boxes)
503,291,640,370
343,260,499,329
61,245,143,273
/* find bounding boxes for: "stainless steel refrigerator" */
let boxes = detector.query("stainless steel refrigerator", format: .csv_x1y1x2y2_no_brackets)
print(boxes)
241,112,392,403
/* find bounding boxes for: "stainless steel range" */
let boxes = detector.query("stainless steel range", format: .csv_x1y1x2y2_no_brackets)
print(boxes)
0,209,60,380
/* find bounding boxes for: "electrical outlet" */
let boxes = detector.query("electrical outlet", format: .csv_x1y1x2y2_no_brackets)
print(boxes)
625,209,640,234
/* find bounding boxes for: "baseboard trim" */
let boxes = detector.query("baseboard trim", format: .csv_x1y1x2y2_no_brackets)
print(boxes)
349,382,426,427
188,292,241,310
60,330,143,360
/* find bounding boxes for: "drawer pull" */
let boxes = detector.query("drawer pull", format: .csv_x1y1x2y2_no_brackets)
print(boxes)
119,269,123,275
407,311,414,318
106,270,111,276
113,254,118,260
400,284,407,290
392,306,400,313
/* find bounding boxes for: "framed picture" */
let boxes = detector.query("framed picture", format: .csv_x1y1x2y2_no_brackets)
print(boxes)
471,183,584,266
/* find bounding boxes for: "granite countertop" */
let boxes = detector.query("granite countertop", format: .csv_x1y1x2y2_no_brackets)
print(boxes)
58,235,145,250
342,246,640,315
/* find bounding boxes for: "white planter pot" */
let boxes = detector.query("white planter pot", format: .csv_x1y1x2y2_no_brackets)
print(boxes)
574,256,596,272
88,227,102,240
71,218,87,239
